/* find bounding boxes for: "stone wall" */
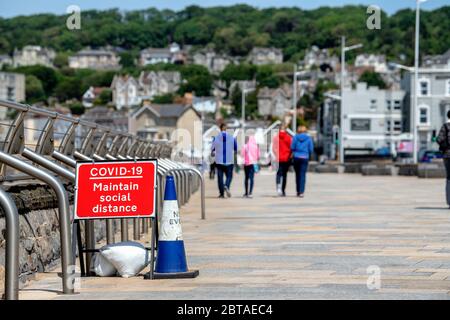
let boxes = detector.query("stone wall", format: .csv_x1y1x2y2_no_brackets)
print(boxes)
0,183,112,296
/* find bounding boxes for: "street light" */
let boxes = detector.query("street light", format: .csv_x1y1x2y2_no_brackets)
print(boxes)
340,36,363,164
292,65,304,133
241,82,255,133
412,0,428,164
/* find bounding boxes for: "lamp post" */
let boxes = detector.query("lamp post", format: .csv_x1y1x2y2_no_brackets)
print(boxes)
241,82,255,136
292,65,303,133
340,36,363,164
412,0,428,164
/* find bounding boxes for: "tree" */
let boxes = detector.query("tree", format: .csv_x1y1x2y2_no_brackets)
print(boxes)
220,63,257,87
54,77,82,102
94,89,112,105
69,102,85,115
25,75,46,103
152,93,175,104
358,71,387,89
119,51,136,69
13,65,59,97
256,65,281,89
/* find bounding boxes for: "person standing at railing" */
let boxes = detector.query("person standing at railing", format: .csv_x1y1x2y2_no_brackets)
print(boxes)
241,135,260,198
291,125,314,198
272,124,292,197
211,123,237,198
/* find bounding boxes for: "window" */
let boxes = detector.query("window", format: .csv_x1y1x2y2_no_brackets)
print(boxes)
351,119,371,131
370,99,377,111
446,79,450,96
386,120,391,132
418,78,430,96
386,100,392,111
418,105,430,125
393,100,401,110
393,120,402,132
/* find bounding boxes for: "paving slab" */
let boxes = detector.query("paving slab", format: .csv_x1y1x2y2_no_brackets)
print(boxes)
19,171,450,300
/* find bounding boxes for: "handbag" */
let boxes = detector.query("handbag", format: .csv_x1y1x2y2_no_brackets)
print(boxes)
253,164,260,173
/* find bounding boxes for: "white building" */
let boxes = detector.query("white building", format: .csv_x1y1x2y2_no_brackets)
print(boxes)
355,54,388,73
0,72,25,102
248,47,283,65
401,61,450,153
341,82,406,156
13,46,56,68
0,55,13,69
138,71,181,99
139,43,186,66
69,48,121,70
110,75,141,110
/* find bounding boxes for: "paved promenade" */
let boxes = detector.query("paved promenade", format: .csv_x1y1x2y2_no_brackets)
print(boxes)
20,170,450,299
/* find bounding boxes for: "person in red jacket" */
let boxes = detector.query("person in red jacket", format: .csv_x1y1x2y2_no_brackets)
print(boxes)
272,124,293,196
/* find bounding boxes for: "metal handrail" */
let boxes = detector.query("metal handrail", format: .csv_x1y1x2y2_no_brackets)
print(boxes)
0,151,75,294
0,188,19,300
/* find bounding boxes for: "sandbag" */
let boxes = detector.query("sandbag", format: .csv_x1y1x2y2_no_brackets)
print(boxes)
90,252,117,277
100,241,150,278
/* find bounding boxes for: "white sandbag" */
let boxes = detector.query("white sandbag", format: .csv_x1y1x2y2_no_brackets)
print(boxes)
100,241,150,278
90,252,117,277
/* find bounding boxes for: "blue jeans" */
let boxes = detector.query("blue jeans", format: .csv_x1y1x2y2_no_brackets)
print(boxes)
216,164,234,196
293,158,309,195
244,165,255,195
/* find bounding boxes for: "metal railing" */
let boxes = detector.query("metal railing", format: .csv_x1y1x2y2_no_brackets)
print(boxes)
0,99,206,299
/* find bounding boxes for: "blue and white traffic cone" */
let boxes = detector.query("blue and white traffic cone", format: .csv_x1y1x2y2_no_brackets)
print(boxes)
153,175,199,279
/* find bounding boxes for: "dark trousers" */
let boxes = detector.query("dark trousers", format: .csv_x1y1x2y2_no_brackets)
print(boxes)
444,159,450,205
209,162,216,180
244,165,255,195
217,164,234,196
293,158,309,195
276,161,291,192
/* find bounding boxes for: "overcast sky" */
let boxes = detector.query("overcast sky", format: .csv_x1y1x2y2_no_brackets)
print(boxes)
0,0,447,18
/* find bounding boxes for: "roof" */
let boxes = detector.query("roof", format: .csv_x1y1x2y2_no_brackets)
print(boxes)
131,103,200,120
250,47,283,55
74,49,116,57
423,49,450,66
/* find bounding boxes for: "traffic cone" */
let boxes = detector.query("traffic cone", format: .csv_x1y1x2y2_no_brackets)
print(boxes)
152,175,199,279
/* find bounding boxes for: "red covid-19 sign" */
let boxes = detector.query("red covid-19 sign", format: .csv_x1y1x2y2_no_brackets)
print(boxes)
74,160,157,220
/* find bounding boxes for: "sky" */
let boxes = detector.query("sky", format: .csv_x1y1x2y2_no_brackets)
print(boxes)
0,0,448,18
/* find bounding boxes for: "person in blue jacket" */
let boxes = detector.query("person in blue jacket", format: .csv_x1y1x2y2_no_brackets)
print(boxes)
291,125,314,197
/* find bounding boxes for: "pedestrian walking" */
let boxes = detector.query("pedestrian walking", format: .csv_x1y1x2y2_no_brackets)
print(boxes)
436,110,450,208
291,125,314,198
272,124,293,196
211,123,237,198
241,135,260,198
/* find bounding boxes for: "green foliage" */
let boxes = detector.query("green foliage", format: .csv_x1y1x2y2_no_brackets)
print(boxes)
230,86,258,118
94,89,112,105
119,51,136,69
358,70,387,89
25,75,45,103
0,6,449,65
54,77,82,101
178,64,212,96
68,102,85,115
256,65,281,89
13,65,58,97
152,93,175,104
220,63,257,87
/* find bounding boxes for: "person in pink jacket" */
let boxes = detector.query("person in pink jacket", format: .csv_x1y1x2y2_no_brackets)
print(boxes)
241,135,260,198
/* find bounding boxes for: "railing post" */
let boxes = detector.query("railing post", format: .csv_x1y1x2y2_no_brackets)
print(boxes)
0,151,75,294
0,188,19,300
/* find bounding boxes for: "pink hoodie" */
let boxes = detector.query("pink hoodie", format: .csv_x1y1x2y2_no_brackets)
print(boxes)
241,136,260,166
